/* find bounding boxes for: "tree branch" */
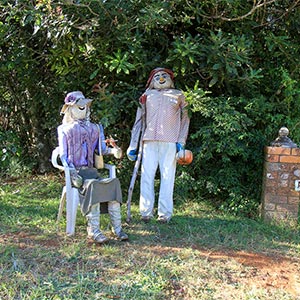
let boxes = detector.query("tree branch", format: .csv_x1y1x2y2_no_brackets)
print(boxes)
199,0,277,22
254,0,300,28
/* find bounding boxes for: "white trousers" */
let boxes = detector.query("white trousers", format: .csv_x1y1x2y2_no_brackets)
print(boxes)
140,141,176,219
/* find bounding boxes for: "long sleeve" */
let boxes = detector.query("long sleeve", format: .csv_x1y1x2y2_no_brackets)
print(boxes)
97,124,108,155
128,106,143,150
178,97,190,144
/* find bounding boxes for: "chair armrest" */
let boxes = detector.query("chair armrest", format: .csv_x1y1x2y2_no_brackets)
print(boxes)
104,163,116,179
51,147,73,192
51,147,64,171
52,147,116,180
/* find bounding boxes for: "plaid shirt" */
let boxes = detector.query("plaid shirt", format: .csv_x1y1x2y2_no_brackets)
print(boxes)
129,88,190,150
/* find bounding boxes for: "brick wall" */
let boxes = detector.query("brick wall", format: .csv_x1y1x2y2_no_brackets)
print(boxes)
261,146,300,222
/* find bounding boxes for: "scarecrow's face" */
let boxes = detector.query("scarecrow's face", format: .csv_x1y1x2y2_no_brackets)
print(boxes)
152,71,174,89
69,103,89,120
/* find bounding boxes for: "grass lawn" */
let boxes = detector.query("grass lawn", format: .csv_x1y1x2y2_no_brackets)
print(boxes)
1,175,300,299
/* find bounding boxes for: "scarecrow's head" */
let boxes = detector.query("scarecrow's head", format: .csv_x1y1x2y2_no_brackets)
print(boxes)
146,68,175,90
61,91,92,123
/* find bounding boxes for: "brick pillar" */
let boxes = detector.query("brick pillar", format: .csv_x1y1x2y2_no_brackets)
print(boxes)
261,147,300,222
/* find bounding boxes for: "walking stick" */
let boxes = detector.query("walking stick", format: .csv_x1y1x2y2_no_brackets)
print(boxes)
126,112,145,223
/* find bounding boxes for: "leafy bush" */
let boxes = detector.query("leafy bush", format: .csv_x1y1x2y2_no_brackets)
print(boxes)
184,87,268,216
0,130,31,178
1,0,300,217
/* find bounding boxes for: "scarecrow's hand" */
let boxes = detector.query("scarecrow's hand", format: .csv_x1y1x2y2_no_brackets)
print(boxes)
70,168,83,188
127,148,137,161
111,147,123,159
176,143,185,152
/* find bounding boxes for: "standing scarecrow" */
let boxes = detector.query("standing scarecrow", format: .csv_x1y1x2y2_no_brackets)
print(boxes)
127,68,191,223
57,91,128,243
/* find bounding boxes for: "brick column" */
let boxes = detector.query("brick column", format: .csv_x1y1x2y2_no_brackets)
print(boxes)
261,147,300,222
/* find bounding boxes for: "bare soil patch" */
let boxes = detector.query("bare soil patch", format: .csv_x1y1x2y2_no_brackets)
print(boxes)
148,245,300,297
198,248,300,296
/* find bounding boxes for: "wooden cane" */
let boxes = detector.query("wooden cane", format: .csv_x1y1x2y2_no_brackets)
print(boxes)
126,110,145,223
126,141,143,223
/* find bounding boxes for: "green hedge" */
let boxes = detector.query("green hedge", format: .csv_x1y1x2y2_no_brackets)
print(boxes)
1,0,300,217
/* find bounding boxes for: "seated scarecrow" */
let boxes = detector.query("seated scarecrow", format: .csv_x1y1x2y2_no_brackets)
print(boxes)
57,91,128,244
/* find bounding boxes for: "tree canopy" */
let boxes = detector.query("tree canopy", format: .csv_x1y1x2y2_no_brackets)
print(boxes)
1,0,300,216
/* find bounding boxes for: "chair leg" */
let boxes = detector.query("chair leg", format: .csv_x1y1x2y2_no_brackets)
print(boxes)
65,187,79,236
57,186,66,223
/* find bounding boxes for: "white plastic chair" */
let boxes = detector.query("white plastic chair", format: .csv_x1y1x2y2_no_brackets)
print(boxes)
51,147,116,236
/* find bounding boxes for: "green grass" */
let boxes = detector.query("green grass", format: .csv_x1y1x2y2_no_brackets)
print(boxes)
0,175,300,299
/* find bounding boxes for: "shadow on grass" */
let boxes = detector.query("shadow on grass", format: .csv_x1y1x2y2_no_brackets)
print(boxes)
123,212,300,259
1,198,300,257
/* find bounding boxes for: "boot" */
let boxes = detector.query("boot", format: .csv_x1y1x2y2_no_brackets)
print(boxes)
86,203,108,244
108,201,128,241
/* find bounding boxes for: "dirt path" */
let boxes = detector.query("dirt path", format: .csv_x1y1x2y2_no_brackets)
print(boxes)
202,249,300,296
149,244,300,297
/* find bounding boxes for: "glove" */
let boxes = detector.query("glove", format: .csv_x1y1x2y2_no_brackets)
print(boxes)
70,168,83,188
176,143,185,152
127,148,138,161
